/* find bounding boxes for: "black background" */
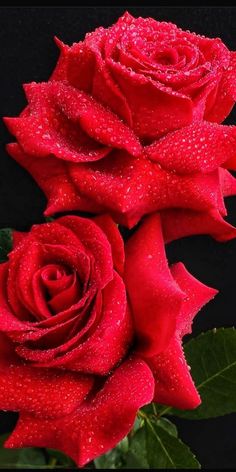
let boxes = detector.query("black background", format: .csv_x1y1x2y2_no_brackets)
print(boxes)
0,6,236,469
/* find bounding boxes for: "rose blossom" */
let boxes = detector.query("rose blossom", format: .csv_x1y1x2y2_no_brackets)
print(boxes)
0,214,216,465
4,13,236,231
53,11,236,138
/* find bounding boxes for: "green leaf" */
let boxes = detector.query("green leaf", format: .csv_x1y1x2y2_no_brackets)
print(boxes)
0,434,46,469
126,420,199,469
169,328,236,419
145,421,200,469
133,415,144,432
141,407,178,437
0,228,12,262
157,418,178,437
125,427,149,469
46,448,75,467
94,437,128,469
0,436,77,469
95,415,199,470
94,448,121,469
45,217,54,223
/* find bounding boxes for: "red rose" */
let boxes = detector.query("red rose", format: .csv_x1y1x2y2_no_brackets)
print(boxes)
5,85,236,232
53,12,236,138
4,13,236,231
0,214,216,465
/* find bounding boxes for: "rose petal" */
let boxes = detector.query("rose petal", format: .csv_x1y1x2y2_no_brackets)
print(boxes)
34,272,132,375
12,231,27,248
7,221,92,321
15,293,100,363
161,208,236,243
125,213,184,356
6,238,38,321
58,215,114,289
5,357,154,466
5,113,109,166
0,334,93,418
148,263,217,409
7,146,226,228
93,214,125,275
60,23,133,125
149,337,200,409
48,273,82,314
7,143,99,216
170,262,218,337
219,168,236,197
146,121,236,174
0,263,30,330
108,58,193,139
205,51,236,123
50,37,70,82
52,82,141,156
5,81,141,160
70,152,225,226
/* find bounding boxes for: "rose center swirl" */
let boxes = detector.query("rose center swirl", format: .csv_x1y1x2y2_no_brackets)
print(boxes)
34,263,82,315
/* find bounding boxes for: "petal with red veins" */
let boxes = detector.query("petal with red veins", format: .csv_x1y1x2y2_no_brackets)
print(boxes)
146,122,236,174
125,213,184,357
148,263,217,409
5,357,154,467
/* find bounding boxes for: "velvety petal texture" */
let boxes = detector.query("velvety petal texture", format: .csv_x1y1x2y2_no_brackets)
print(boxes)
0,217,149,466
52,11,235,137
4,81,141,161
1,9,235,466
0,213,220,462
4,12,236,228
0,216,132,373
148,262,217,409
6,141,236,230
5,358,154,467
125,214,218,409
0,334,93,418
125,213,184,356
